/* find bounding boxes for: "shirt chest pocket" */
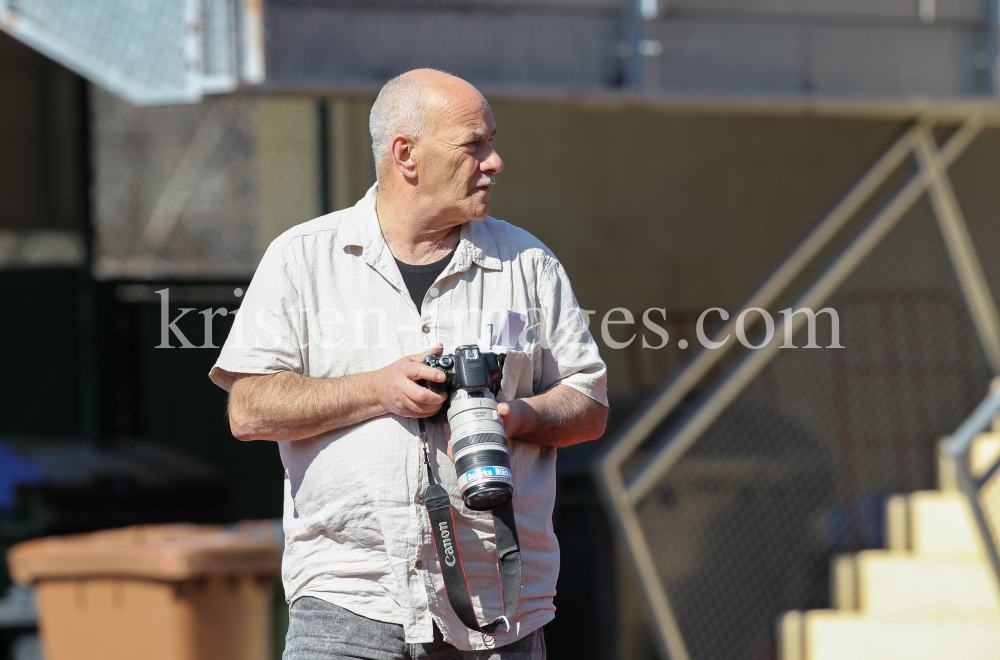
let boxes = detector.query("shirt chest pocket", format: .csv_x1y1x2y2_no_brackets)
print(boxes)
498,349,531,402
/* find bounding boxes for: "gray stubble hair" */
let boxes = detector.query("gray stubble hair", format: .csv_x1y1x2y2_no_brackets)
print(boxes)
369,72,437,177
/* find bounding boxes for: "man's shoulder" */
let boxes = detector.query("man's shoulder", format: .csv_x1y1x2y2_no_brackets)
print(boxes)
270,207,361,251
482,216,556,261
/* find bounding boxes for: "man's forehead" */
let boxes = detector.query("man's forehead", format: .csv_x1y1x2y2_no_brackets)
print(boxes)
426,90,494,137
463,115,496,140
451,111,496,142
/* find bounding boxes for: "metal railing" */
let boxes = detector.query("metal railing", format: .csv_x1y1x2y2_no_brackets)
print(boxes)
594,115,1000,660
943,381,1000,595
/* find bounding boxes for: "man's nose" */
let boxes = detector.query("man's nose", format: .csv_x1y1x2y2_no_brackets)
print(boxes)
483,144,504,174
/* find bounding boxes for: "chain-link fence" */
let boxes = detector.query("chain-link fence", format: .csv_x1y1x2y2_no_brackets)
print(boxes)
637,199,992,660
91,87,375,279
601,124,1000,660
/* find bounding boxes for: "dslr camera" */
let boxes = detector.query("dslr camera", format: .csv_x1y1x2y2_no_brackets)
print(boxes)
421,345,511,511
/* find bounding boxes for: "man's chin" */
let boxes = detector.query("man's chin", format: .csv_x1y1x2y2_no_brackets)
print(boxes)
466,193,490,220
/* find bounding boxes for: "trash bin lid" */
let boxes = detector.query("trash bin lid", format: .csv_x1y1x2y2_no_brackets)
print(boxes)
8,523,282,585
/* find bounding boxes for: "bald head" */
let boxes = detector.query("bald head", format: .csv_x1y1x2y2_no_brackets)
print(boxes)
370,69,503,225
369,69,485,176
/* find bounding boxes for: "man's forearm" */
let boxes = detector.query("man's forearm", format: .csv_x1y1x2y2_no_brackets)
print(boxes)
503,384,608,448
229,371,382,442
227,346,449,442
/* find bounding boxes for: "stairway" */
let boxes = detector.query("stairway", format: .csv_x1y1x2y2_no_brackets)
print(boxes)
778,431,1000,660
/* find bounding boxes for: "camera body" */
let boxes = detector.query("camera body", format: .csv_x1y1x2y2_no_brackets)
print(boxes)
422,346,504,399
421,345,512,511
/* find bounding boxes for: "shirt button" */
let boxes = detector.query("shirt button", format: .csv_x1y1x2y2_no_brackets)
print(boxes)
416,495,424,505
421,325,431,334
415,560,423,569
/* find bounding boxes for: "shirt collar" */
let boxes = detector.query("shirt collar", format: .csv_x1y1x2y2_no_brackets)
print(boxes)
337,184,502,273
455,215,502,272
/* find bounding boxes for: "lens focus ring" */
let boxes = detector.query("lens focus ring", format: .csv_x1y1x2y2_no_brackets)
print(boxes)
452,432,507,455
455,449,510,474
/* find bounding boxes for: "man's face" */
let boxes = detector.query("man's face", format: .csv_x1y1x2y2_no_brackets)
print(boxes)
416,90,504,223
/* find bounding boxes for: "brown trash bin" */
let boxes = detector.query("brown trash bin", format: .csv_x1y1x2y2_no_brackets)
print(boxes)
7,523,282,660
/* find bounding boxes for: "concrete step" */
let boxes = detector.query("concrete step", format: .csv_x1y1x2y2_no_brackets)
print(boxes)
779,610,1000,660
907,491,986,558
972,434,1000,478
855,550,1000,618
938,432,1000,491
829,554,857,610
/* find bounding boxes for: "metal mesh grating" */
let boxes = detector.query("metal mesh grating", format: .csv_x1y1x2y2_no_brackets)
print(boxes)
202,0,236,80
948,127,1000,317
92,88,258,279
7,0,195,102
633,196,994,660
264,2,623,89
90,89,376,279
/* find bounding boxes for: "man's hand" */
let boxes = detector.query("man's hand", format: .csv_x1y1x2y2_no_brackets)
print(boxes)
444,385,607,457
496,400,532,439
371,344,449,418
497,387,607,447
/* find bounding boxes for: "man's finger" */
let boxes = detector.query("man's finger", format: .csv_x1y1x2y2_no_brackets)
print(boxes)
397,396,432,415
496,402,509,427
403,399,442,417
406,362,447,382
403,380,447,405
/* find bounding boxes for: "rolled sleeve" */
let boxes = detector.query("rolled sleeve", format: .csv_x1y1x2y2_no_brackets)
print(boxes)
209,240,304,391
533,259,608,406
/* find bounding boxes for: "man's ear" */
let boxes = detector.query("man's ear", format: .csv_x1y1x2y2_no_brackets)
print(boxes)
391,134,418,181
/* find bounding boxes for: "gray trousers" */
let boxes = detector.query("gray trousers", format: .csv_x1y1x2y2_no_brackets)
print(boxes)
283,597,547,660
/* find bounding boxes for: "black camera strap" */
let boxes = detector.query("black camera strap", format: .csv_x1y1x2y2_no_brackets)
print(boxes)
418,419,522,636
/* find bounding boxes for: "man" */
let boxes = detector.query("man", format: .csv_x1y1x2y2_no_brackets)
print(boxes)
209,69,608,660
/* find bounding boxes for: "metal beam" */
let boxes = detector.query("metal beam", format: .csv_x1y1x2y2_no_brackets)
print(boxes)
594,465,691,660
990,0,1000,97
913,123,1000,374
255,78,1000,123
944,383,1000,603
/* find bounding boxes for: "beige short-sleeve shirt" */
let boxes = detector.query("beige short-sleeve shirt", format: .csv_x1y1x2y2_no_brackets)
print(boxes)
209,186,608,650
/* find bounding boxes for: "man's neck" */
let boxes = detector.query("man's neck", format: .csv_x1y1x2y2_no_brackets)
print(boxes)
375,183,463,266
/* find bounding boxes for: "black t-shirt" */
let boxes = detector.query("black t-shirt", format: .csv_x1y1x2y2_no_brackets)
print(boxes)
394,249,456,314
